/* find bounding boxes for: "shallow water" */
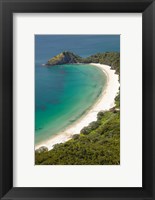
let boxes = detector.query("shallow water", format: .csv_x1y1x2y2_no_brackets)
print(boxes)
35,64,106,144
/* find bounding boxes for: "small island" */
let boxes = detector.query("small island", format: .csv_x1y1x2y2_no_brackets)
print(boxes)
35,51,120,165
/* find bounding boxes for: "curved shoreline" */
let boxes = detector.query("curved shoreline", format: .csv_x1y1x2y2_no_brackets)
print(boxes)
35,63,120,150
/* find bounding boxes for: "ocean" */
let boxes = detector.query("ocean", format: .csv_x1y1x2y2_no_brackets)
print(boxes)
35,35,120,145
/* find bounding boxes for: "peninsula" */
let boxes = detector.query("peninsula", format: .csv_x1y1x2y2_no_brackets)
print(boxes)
45,51,120,75
46,51,81,66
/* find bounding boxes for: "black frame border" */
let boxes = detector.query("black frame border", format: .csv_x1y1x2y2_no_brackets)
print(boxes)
0,0,155,199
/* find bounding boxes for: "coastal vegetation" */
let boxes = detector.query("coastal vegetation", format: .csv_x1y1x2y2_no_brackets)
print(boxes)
35,106,120,165
47,51,81,66
46,51,120,74
81,52,120,74
35,52,120,165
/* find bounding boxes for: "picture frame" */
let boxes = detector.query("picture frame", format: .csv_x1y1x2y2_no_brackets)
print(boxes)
0,0,155,199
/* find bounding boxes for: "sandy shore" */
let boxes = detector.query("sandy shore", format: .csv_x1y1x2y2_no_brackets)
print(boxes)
35,63,120,150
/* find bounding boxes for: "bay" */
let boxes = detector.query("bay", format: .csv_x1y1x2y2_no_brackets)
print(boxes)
35,64,106,144
35,35,120,145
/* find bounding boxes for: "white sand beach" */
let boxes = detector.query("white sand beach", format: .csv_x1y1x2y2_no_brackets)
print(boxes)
35,63,120,150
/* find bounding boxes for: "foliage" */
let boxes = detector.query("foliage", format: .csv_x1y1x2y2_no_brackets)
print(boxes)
115,92,120,108
35,108,120,165
47,51,81,65
81,52,120,74
47,51,120,75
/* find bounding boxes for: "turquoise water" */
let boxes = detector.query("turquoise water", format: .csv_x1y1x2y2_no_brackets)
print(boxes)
35,35,120,145
35,64,106,144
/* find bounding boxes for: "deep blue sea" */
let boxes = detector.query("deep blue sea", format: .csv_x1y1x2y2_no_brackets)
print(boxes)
35,35,120,145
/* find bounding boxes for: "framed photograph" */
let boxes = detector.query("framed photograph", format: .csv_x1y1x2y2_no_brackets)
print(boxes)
0,0,155,199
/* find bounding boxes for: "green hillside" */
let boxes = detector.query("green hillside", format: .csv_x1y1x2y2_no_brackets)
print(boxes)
35,105,120,165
